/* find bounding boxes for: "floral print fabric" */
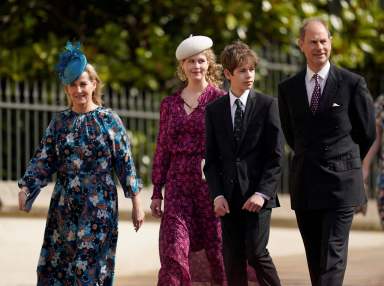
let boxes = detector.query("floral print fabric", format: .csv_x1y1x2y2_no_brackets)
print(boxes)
18,107,141,285
152,85,227,285
374,95,384,229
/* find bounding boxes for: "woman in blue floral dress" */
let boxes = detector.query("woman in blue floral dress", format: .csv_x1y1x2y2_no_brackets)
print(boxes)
17,42,145,285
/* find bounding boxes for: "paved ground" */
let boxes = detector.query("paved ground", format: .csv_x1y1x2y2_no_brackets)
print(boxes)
1,217,383,286
1,182,383,285
0,218,160,286
276,247,384,286
117,247,384,286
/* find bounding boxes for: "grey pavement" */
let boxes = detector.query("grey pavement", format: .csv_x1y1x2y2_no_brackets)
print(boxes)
1,181,383,286
117,247,384,286
1,218,383,286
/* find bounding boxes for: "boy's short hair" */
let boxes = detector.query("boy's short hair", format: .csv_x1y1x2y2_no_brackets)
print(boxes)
220,41,259,74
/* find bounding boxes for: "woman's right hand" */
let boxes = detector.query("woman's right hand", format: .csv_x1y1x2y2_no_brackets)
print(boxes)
150,199,163,218
18,187,29,212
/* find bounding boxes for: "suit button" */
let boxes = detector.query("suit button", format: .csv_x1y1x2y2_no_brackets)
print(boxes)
323,145,329,151
229,179,234,184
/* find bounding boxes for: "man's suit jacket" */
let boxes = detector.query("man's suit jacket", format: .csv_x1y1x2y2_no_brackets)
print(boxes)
278,64,376,210
204,90,283,209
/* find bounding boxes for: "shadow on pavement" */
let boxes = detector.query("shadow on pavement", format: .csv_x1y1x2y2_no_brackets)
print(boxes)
116,247,384,286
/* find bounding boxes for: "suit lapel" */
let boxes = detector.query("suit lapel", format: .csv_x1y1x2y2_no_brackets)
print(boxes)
222,94,235,150
295,70,312,116
236,90,258,152
297,67,340,117
319,65,340,112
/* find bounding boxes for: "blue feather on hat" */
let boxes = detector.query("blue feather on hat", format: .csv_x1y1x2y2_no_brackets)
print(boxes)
56,41,87,84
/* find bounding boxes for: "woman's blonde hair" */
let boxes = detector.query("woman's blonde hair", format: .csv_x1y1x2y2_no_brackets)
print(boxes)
176,48,222,87
65,64,103,107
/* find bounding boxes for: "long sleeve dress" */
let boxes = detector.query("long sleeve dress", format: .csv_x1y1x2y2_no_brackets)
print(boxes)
151,85,227,285
18,107,141,286
372,95,384,229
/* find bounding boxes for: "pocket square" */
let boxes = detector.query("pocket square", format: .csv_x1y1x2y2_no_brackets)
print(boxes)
332,103,341,107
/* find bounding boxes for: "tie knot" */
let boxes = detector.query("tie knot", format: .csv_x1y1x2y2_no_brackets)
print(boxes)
235,98,242,108
312,73,319,81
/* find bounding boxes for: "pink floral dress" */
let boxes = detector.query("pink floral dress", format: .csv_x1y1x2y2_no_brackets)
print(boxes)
152,85,226,285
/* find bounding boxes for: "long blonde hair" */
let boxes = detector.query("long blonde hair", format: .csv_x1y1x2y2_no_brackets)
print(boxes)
176,48,222,87
65,64,103,107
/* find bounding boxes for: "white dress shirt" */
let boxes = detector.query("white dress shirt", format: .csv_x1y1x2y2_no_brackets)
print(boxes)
305,61,330,105
229,90,249,128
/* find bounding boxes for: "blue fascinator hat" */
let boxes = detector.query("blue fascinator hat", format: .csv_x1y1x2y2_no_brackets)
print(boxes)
56,41,87,85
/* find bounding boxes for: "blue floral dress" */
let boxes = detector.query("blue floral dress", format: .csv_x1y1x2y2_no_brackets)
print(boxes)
18,106,141,285
374,95,384,229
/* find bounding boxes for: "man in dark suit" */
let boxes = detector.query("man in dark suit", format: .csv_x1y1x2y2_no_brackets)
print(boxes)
204,41,283,286
278,18,376,286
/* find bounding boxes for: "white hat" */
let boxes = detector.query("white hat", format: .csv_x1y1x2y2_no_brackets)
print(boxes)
175,35,213,61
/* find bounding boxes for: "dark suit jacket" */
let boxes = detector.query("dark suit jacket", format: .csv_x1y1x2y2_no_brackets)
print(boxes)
204,90,283,209
278,64,376,210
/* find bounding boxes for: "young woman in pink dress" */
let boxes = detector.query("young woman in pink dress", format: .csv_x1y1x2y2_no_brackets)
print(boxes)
150,35,226,285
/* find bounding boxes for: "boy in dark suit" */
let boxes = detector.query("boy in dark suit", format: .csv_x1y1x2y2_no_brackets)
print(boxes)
204,41,282,286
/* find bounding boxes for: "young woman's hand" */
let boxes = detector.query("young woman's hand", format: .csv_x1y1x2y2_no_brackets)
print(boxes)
150,199,163,218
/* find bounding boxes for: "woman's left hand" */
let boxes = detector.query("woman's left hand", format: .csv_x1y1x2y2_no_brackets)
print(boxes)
131,195,145,232
18,187,29,212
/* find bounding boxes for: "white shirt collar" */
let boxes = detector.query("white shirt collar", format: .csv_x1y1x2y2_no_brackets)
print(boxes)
306,61,330,81
229,89,249,108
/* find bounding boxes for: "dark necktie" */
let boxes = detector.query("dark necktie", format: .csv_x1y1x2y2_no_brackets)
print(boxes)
234,99,244,145
310,73,321,114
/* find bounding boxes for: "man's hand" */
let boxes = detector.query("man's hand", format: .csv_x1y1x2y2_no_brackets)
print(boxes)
150,199,163,218
242,193,265,213
214,196,230,217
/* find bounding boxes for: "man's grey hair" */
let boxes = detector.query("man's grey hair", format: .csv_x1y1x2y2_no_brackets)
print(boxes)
299,18,332,40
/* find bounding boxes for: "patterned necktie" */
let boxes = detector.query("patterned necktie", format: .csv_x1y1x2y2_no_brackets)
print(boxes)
310,73,321,114
234,99,244,144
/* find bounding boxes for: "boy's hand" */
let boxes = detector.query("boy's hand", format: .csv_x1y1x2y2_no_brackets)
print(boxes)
214,196,230,217
242,193,264,213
